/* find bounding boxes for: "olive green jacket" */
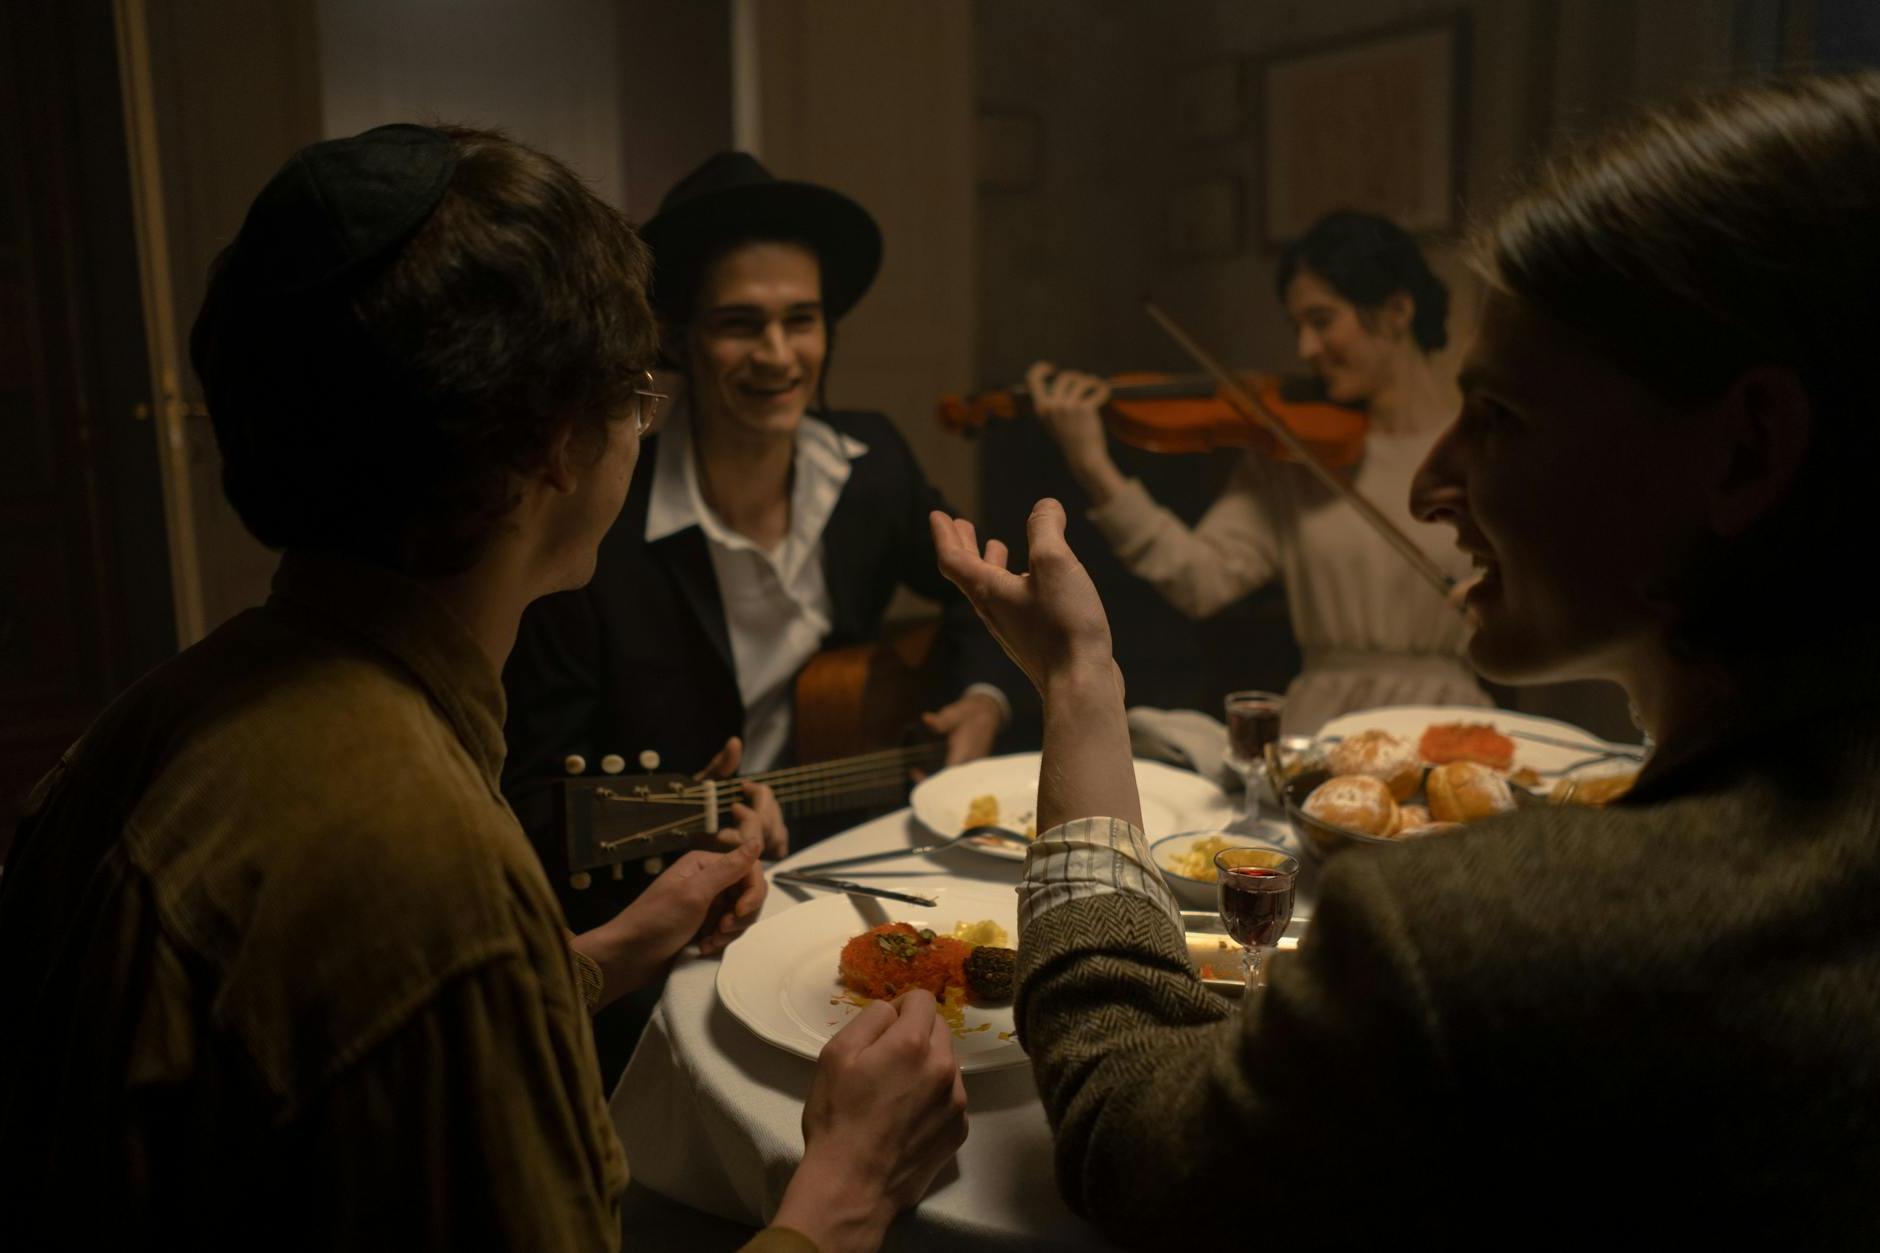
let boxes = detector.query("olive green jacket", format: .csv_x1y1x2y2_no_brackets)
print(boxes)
0,554,811,1253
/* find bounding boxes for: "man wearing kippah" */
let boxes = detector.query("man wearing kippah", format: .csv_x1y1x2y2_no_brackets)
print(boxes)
0,126,965,1253
502,152,1019,1077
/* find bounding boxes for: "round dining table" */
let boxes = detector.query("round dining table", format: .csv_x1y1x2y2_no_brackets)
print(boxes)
609,801,1302,1250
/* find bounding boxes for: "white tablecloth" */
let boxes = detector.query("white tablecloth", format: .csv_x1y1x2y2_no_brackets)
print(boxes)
609,802,1304,1249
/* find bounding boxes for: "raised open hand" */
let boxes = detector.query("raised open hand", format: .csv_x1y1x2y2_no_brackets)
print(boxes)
928,499,1119,697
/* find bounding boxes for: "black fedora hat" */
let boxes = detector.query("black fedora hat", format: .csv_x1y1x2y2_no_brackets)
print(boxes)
640,151,882,321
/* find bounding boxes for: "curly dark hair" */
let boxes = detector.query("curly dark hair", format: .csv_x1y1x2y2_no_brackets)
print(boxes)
1275,211,1450,352
190,125,657,576
1479,73,1880,657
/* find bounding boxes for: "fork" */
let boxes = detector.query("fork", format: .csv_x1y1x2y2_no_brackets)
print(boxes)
782,825,1031,876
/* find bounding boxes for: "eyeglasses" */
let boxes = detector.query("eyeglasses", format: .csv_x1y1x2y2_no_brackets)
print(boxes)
630,370,667,437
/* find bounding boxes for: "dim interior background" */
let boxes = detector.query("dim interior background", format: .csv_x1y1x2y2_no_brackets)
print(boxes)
7,0,1879,827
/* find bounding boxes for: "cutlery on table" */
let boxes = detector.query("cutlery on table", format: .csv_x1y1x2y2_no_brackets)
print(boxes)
783,825,1031,876
771,871,939,907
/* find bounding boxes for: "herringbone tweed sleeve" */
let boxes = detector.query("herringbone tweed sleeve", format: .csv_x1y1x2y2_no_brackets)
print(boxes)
1015,853,1451,1248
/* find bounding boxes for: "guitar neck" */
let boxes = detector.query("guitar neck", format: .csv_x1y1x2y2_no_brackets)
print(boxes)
565,741,948,873
733,741,947,819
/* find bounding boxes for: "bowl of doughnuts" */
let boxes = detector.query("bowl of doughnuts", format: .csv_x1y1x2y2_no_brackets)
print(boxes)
1263,716,1635,862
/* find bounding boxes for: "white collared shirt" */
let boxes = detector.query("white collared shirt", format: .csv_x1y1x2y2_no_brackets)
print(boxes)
645,410,866,772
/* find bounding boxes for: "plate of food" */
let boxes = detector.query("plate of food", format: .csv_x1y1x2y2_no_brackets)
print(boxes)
1150,830,1290,909
1279,705,1646,857
908,751,1238,862
716,887,1026,1072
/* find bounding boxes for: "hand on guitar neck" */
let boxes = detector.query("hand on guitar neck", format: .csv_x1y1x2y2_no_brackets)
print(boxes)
692,735,789,857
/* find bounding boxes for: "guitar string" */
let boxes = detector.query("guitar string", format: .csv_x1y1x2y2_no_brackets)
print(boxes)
587,744,951,849
664,743,945,799
744,744,939,786
594,764,933,848
591,760,951,848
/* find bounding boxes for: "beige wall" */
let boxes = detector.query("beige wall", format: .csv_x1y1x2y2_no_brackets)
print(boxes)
141,0,322,637
745,0,979,527
140,0,731,637
317,0,630,206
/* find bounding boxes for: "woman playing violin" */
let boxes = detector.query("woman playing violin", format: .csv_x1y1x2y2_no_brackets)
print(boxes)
1029,211,1485,733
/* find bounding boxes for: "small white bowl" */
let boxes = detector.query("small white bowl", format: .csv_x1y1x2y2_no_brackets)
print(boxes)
1149,830,1275,909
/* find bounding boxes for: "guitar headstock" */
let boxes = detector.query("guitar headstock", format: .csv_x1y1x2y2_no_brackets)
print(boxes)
559,752,720,880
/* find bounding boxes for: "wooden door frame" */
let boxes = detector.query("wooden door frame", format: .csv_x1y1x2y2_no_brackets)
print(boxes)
112,0,207,647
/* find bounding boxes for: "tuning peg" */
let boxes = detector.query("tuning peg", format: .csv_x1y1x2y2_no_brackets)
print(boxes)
638,749,661,772
600,753,626,775
563,754,587,775
569,871,591,890
643,857,664,875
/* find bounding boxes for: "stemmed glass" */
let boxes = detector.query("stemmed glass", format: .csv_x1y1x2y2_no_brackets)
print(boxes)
1223,691,1285,820
1213,846,1299,989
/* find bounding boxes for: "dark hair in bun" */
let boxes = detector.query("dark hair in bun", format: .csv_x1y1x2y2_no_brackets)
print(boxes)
1275,211,1450,352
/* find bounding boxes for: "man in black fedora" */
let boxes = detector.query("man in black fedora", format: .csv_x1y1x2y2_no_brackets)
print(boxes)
501,152,1017,1078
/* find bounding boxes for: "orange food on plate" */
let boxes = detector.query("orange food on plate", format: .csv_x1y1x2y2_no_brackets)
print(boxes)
838,922,973,1001
1418,722,1516,771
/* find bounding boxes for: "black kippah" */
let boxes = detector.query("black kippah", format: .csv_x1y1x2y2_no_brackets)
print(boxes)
225,123,458,297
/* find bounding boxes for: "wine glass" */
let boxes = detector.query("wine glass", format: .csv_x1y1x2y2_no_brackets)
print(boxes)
1214,845,1298,989
1223,691,1285,819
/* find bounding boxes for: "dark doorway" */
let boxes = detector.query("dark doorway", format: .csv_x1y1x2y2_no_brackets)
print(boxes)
0,0,177,839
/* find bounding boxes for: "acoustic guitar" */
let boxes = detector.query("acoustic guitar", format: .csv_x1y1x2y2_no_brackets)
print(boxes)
558,620,945,880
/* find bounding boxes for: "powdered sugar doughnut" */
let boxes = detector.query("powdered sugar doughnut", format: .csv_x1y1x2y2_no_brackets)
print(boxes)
1302,774,1399,837
1327,729,1424,802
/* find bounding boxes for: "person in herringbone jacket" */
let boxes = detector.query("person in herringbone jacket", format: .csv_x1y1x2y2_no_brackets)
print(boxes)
933,73,1880,1251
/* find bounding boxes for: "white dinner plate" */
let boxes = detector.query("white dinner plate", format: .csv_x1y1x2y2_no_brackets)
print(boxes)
908,751,1239,861
716,888,1025,1072
1315,704,1643,781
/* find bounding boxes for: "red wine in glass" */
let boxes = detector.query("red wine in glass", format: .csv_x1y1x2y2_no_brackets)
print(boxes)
1219,867,1293,947
1224,691,1284,769
1213,847,1299,988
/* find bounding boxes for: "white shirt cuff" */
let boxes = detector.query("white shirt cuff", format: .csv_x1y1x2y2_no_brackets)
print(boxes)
1018,816,1183,937
962,682,1011,723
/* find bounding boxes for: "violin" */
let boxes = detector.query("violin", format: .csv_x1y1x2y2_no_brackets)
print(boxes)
937,370,1368,468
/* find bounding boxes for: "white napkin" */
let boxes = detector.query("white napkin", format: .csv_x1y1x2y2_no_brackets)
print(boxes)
1127,705,1241,792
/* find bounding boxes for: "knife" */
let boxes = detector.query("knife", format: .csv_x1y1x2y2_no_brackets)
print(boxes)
771,871,939,907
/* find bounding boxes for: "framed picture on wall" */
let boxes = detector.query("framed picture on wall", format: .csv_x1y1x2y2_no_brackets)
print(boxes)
1258,20,1466,245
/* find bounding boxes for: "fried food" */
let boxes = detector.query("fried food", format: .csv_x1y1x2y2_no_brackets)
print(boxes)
1302,775,1400,837
1162,834,1249,880
1327,730,1424,802
838,920,1015,1005
963,946,1017,1003
1426,761,1517,823
1551,769,1637,806
1418,721,1517,771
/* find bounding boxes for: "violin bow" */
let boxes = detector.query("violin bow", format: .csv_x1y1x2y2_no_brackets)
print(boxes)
1144,301,1459,603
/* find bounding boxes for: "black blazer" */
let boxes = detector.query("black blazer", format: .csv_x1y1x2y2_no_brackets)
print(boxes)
501,410,1013,912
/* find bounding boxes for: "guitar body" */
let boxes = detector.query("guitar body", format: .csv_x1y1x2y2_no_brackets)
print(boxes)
793,619,940,763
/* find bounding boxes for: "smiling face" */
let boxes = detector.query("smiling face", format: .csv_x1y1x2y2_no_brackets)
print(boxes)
686,240,826,441
1283,268,1408,404
1410,291,1723,685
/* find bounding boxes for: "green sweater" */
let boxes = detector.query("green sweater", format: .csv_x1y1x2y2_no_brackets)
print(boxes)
1018,695,1880,1248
